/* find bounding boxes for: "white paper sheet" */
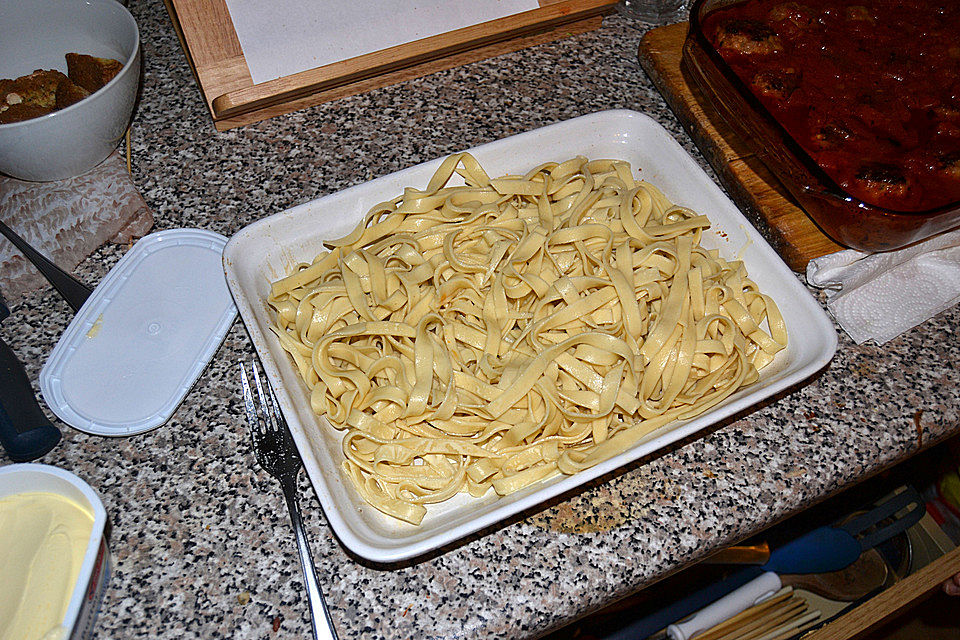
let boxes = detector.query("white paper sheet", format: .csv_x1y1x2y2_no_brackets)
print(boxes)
223,0,540,85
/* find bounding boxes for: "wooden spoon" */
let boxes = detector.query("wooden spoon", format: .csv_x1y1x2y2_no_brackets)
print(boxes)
780,547,888,601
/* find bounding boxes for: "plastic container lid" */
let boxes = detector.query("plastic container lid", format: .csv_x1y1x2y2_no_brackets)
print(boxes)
40,229,237,436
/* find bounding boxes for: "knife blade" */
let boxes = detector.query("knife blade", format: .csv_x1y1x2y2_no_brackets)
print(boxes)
0,219,92,313
0,295,61,461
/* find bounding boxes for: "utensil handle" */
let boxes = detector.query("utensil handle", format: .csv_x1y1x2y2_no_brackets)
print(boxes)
666,572,783,640
704,542,771,565
763,525,861,574
603,566,765,640
0,220,92,313
0,336,61,462
281,476,339,640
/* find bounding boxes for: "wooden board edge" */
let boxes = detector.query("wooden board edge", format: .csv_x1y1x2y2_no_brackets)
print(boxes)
210,15,605,130
800,545,960,640
211,0,616,121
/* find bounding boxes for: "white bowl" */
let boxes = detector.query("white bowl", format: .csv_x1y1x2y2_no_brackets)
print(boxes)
0,0,140,182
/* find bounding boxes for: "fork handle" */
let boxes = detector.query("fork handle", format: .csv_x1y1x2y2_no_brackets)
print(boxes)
280,476,340,640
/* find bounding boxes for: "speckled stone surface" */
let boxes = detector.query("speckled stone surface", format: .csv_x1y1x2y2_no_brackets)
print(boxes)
2,3,958,639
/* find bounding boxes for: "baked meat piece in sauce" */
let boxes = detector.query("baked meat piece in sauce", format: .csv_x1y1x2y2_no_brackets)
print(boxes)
853,163,910,201
751,68,799,100
768,2,816,36
714,19,783,55
811,122,855,150
704,0,960,212
937,152,960,180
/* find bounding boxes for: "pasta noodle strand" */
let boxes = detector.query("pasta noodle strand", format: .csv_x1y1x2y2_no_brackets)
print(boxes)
268,154,786,525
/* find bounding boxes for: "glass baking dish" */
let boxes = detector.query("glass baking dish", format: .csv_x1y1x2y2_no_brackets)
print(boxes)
682,0,960,252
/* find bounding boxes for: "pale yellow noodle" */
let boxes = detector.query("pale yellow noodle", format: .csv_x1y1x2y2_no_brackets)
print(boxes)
268,154,787,525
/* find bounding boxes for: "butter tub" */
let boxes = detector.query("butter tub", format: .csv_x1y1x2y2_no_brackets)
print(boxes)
0,463,111,640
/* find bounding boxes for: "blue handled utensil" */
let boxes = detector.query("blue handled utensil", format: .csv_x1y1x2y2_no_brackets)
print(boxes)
0,297,62,461
761,486,925,574
0,220,94,460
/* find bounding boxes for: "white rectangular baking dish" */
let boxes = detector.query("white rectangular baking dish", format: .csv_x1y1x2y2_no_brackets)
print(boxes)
223,110,838,563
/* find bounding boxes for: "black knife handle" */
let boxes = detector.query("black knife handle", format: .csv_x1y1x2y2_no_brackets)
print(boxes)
0,336,61,462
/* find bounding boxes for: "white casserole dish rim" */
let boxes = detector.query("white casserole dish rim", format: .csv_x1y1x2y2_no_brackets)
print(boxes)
223,109,838,563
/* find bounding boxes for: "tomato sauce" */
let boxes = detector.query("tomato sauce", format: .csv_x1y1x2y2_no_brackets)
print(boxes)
703,0,960,212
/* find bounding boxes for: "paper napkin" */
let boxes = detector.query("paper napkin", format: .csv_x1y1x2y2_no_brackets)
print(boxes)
806,228,960,345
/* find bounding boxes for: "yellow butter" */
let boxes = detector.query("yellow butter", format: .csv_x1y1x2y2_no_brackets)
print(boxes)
0,492,93,640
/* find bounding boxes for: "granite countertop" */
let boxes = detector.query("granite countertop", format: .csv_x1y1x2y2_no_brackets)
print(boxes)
4,3,959,639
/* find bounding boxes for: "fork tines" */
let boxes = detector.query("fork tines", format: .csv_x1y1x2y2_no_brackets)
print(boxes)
239,361,284,468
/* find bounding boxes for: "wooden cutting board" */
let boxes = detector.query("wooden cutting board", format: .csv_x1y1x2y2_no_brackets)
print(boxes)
637,22,843,271
162,0,617,131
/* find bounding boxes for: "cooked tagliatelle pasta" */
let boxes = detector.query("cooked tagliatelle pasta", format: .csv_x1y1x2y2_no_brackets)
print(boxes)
267,154,787,525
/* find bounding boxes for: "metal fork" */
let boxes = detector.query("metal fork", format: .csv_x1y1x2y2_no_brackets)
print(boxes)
239,362,339,640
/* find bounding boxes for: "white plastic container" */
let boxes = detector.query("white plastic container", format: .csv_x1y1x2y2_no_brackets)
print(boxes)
40,228,237,436
0,463,111,640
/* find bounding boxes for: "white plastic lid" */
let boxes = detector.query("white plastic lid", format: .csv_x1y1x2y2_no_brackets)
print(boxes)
40,229,237,436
